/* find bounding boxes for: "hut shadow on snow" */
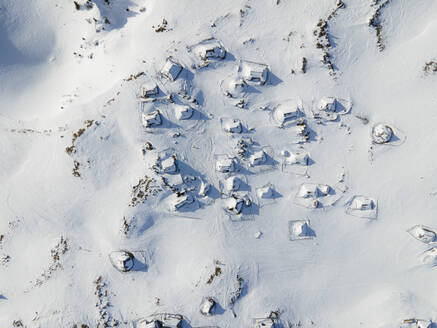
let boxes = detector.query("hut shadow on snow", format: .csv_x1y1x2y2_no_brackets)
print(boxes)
268,71,283,86
91,0,138,31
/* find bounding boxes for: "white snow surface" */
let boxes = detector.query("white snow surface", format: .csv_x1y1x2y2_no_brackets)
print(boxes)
1,0,437,327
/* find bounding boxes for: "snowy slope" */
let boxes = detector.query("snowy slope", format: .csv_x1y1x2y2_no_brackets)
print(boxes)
1,0,437,327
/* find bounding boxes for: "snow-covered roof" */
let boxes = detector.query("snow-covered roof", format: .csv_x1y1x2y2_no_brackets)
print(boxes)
224,78,247,98
351,196,374,210
318,184,330,196
226,194,251,215
297,183,319,199
318,96,337,112
226,195,244,214
200,297,216,316
223,119,243,134
273,101,301,126
250,150,267,166
141,82,159,98
257,184,274,199
142,111,162,127
407,225,437,244
161,57,183,81
289,219,313,240
225,176,240,191
161,156,177,173
198,180,211,197
240,60,269,84
136,314,183,328
252,318,275,328
286,151,309,165
421,247,437,266
171,194,194,211
174,104,193,120
401,319,433,328
345,195,378,219
194,39,226,61
216,157,236,173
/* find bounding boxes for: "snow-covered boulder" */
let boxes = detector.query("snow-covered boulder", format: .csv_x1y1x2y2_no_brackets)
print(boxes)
200,297,216,316
216,157,236,173
142,111,162,128
239,60,269,84
250,150,267,166
174,104,193,120
289,219,314,240
141,82,159,98
161,57,183,81
407,225,437,244
371,123,393,144
109,251,135,272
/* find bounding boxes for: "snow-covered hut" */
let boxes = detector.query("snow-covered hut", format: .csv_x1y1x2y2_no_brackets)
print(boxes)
240,60,269,85
200,297,216,316
142,111,162,128
174,104,193,120
161,57,183,81
250,150,267,166
141,82,159,98
109,251,135,272
216,157,236,173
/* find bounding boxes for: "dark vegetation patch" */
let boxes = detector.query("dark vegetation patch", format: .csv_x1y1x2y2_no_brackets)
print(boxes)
125,71,145,81
66,120,99,178
369,0,391,51
206,266,222,284
130,176,162,207
301,57,307,73
153,19,171,32
313,1,345,76
424,61,437,74
31,237,68,288
65,120,95,155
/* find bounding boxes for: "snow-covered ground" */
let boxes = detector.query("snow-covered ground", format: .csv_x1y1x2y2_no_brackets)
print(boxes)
1,0,437,327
